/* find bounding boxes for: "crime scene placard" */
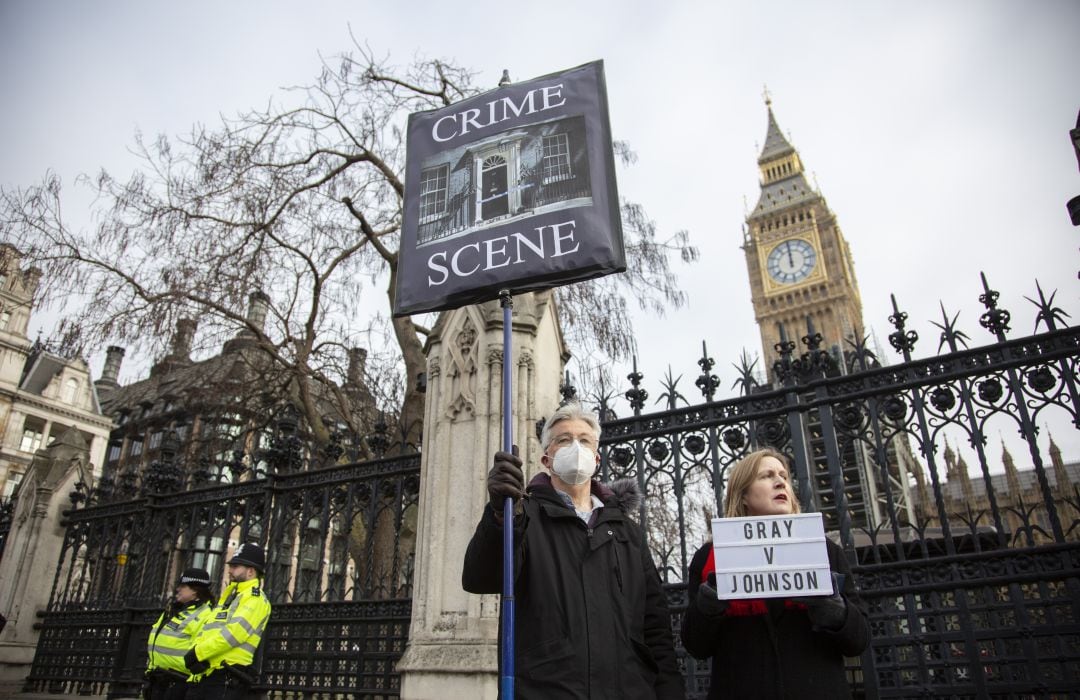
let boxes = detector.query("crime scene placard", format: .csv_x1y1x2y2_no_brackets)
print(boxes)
394,60,624,316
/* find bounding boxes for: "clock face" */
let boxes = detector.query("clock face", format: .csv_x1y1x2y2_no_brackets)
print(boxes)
766,239,817,284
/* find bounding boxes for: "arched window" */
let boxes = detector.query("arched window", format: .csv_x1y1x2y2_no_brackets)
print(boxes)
64,378,80,404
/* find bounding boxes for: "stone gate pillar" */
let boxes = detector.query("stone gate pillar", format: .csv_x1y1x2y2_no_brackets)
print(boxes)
0,426,93,695
397,291,566,699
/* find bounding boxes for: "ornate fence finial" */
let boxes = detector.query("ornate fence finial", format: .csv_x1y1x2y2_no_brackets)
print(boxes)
118,470,140,498
978,271,1011,339
845,334,878,373
887,294,919,360
192,457,213,484
732,350,759,397
657,367,686,411
802,315,823,352
931,302,970,354
68,479,89,507
791,316,833,380
367,416,390,458
144,449,183,495
91,473,115,504
589,371,618,424
773,322,797,384
696,340,720,401
1026,280,1069,333
559,370,578,406
625,356,648,414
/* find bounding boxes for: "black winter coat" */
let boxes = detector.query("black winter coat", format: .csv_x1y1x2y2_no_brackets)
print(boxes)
681,538,869,699
462,474,685,700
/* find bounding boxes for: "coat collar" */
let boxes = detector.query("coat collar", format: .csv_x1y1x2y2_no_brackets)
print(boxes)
527,472,616,504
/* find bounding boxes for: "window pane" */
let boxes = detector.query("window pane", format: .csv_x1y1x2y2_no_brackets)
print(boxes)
419,165,449,221
542,134,572,182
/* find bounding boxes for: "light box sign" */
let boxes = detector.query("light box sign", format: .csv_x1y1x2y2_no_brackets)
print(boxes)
393,60,625,317
710,513,833,600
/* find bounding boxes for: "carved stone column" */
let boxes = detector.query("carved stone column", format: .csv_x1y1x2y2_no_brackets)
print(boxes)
398,291,566,699
0,427,93,694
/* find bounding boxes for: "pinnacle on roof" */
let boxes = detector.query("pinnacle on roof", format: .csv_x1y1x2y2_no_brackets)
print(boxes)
943,435,956,473
1047,429,1069,489
1002,438,1022,495
758,93,795,163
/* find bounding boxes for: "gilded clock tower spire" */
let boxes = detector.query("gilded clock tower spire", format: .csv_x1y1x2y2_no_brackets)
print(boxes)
743,97,864,378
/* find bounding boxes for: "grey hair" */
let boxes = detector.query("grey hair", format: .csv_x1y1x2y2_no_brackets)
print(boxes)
540,401,602,450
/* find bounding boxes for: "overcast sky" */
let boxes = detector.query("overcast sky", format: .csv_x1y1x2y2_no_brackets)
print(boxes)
2,0,1078,466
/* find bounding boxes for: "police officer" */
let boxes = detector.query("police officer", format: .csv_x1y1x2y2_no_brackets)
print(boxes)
145,568,214,700
183,544,272,700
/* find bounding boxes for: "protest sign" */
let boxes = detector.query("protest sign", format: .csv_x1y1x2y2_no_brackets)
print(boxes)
710,512,833,600
394,60,624,316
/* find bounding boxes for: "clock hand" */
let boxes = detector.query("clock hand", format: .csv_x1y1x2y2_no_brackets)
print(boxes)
786,241,794,267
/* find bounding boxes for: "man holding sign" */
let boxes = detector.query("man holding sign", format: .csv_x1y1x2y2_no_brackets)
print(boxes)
681,449,869,699
463,403,684,699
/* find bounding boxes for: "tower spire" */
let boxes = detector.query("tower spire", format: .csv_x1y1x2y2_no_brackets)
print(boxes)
1002,438,1022,496
1047,429,1068,489
955,449,975,503
943,435,957,477
759,96,795,164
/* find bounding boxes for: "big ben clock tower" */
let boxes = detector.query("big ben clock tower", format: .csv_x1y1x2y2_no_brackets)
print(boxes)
741,97,910,533
743,96,865,376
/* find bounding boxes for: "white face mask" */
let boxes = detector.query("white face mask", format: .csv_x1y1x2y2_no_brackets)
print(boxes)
551,440,597,485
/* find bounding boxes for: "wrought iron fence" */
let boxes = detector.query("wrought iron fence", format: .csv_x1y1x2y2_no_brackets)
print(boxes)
19,274,1080,699
583,276,1080,698
25,427,420,699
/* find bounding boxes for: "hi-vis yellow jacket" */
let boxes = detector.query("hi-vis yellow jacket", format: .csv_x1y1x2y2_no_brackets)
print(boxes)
191,577,272,674
147,600,215,675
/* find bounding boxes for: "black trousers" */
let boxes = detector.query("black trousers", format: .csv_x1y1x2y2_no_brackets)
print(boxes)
183,669,253,700
146,677,187,700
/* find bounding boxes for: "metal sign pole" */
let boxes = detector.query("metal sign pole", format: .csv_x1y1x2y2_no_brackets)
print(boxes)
498,288,515,698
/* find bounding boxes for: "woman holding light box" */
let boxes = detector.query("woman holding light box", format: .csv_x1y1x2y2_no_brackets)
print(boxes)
681,448,870,699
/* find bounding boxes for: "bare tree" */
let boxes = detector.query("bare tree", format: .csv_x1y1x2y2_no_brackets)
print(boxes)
1,43,696,448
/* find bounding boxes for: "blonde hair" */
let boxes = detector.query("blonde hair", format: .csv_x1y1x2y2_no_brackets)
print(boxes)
723,448,801,518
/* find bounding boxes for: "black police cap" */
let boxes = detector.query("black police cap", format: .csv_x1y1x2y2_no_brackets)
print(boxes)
178,567,211,587
228,543,266,571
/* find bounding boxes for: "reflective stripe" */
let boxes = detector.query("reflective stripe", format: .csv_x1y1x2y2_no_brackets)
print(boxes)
191,578,270,673
233,616,257,635
153,646,188,657
220,628,242,648
147,601,214,676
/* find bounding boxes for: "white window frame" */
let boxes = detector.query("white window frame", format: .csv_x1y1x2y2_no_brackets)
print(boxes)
542,133,573,184
419,164,450,223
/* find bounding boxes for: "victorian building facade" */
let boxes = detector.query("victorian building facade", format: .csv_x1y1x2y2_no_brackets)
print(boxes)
0,245,111,500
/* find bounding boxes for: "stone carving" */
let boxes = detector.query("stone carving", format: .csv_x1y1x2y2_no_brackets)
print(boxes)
445,315,479,420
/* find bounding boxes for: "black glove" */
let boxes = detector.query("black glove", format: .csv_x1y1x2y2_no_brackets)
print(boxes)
487,446,524,510
791,572,847,630
183,648,209,674
695,577,730,621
